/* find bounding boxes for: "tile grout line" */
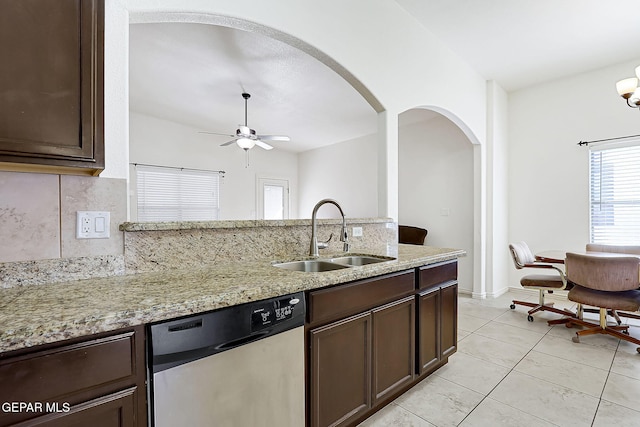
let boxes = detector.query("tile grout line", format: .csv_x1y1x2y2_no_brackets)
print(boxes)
373,298,637,427
455,316,557,426
589,339,619,427
461,305,632,426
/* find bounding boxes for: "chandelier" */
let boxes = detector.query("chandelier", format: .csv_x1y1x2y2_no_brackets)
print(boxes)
616,66,640,109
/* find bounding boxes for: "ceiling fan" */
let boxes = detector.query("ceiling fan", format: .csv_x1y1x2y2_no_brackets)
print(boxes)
200,92,290,151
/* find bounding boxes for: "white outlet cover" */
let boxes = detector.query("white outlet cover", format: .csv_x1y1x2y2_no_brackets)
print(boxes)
76,211,110,239
352,226,363,237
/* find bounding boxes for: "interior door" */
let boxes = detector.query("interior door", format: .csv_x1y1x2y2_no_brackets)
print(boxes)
257,177,289,220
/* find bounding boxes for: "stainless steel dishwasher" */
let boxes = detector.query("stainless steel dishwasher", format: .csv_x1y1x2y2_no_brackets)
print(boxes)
148,292,305,427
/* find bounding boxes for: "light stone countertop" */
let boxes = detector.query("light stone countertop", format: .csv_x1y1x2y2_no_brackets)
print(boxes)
0,245,464,354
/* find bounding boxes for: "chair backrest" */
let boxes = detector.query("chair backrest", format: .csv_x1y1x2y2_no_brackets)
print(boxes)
508,241,536,269
586,243,640,255
565,252,640,292
398,225,428,245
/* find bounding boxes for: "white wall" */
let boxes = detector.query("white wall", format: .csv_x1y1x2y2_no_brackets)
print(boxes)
508,59,640,288
129,112,298,220
105,0,488,218
298,134,378,219
99,0,490,294
398,113,474,294
485,81,510,297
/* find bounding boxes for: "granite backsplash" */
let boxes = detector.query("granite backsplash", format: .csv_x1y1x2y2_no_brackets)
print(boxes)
1,218,397,288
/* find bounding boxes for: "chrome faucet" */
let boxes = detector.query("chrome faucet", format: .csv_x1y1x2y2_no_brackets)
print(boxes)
309,199,350,257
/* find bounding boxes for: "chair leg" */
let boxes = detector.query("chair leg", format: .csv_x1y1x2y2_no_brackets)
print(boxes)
549,303,584,327
611,310,622,325
511,290,576,322
582,307,638,325
613,310,640,322
569,308,640,352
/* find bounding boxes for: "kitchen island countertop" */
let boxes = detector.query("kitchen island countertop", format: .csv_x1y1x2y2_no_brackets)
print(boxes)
0,244,464,353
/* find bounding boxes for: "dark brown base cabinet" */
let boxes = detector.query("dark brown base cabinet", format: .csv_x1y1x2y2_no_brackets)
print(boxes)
418,281,457,375
306,261,458,427
418,261,458,377
0,326,146,427
372,297,415,404
310,312,372,427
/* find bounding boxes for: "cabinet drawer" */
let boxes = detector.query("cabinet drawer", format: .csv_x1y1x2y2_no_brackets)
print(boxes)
9,387,138,427
308,270,415,325
418,261,457,290
0,330,140,411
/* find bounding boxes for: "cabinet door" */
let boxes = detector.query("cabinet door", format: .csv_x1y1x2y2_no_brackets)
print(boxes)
417,287,441,375
371,296,415,405
440,282,458,359
310,312,371,427
0,0,104,174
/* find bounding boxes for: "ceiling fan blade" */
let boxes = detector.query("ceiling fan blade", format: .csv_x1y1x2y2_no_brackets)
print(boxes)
220,139,238,147
258,135,290,142
198,131,235,137
255,140,274,150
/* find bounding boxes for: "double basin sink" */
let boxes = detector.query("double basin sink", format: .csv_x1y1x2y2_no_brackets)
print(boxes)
273,255,395,272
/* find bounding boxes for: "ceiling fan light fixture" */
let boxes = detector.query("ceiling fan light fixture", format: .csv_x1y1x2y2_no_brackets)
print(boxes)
236,137,255,150
207,93,290,150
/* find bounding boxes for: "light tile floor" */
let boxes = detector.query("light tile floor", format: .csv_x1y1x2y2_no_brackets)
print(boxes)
359,291,640,427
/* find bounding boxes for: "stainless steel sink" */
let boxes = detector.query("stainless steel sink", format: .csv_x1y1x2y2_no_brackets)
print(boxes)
273,255,395,272
272,260,350,272
329,255,395,266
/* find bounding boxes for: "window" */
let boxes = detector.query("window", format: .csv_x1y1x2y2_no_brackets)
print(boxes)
589,141,640,244
135,164,221,221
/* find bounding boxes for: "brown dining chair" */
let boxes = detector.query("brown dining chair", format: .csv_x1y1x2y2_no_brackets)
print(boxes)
584,244,640,324
398,225,428,245
564,252,640,353
508,242,575,322
586,243,640,255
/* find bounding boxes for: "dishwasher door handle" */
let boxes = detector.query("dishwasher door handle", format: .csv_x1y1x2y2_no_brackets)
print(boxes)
216,330,269,351
152,330,270,372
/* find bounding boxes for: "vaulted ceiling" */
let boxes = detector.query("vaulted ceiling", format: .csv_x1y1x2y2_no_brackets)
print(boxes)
129,2,640,153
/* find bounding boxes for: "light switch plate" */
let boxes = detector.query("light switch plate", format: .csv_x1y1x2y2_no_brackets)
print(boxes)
352,227,363,237
76,211,110,239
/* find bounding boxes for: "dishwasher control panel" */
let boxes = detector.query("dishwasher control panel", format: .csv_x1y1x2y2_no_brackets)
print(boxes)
149,291,305,373
251,296,302,332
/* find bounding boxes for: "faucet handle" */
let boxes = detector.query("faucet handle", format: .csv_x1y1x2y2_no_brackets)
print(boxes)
317,233,333,250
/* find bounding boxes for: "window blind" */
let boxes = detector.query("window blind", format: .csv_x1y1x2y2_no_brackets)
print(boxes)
135,164,221,222
589,140,640,244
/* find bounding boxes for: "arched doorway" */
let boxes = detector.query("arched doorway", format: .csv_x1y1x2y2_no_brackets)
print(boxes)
125,13,384,219
398,108,476,296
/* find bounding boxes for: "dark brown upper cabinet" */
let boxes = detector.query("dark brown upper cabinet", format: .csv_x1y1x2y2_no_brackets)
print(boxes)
0,0,104,175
